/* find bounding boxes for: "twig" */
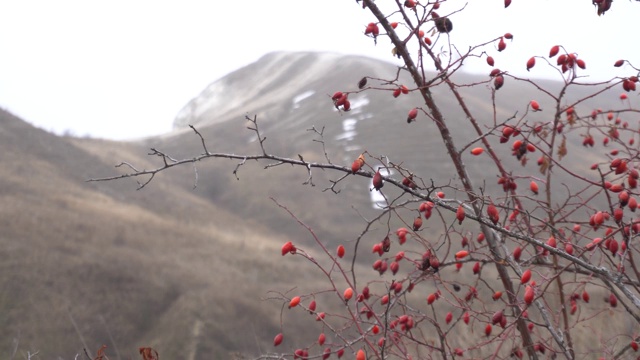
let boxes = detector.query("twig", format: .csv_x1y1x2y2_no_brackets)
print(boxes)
67,309,90,356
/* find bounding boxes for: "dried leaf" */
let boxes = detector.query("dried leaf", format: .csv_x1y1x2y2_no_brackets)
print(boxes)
608,126,620,140
94,345,107,360
539,129,549,140
382,235,391,252
435,17,453,33
539,156,550,175
557,136,567,160
139,347,159,360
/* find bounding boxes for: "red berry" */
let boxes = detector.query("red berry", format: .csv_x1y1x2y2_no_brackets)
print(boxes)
274,333,284,346
524,285,534,304
404,0,416,7
455,250,469,259
521,269,532,284
614,59,625,67
407,108,418,123
610,183,624,193
337,244,346,258
372,325,380,334
390,261,399,275
526,57,535,71
530,100,540,111
504,0,511,8
487,56,495,66
473,261,481,275
487,203,499,224
289,296,301,308
546,236,557,248
373,171,384,190
549,45,560,58
485,324,492,336
608,239,619,255
513,246,522,261
381,295,389,305
351,160,362,174
498,37,506,52
565,243,573,255
281,241,296,256
318,333,326,346
530,181,539,195
413,216,423,231
576,59,586,69
456,205,466,224
343,287,354,301
471,147,484,156
364,23,379,37
492,310,504,325
427,293,437,304
494,75,504,89
557,54,567,65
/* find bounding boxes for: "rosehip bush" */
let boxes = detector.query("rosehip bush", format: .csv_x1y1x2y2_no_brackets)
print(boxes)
96,0,640,359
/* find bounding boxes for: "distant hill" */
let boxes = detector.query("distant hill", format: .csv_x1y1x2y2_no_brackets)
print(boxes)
0,51,622,359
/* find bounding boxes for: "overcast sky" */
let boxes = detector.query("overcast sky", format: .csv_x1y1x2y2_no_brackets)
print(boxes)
0,1,637,140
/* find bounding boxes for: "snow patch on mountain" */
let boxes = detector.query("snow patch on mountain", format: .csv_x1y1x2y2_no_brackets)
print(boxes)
173,52,345,129
292,90,315,109
335,118,357,141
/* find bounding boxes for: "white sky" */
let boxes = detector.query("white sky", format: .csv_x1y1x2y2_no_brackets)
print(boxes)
0,0,637,140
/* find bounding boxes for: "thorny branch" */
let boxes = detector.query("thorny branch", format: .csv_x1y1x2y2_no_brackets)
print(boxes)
92,1,640,358
91,117,640,306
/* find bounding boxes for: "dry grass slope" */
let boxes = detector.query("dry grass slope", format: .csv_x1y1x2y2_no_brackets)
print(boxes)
0,51,629,359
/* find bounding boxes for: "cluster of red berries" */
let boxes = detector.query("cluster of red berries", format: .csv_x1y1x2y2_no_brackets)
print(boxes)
331,91,350,112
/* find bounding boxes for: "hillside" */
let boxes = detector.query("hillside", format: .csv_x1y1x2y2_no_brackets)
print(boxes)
0,108,331,359
0,51,627,359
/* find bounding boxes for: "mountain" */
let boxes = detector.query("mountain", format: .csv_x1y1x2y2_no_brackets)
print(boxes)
0,51,624,359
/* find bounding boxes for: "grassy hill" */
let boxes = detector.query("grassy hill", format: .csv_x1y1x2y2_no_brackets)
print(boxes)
0,51,630,359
